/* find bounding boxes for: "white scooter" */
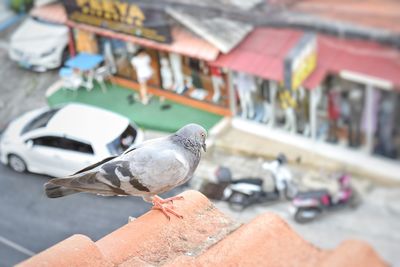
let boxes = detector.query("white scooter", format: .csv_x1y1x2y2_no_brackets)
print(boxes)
223,154,298,210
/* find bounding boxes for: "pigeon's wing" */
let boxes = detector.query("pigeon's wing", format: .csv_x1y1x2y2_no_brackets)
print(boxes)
71,156,117,175
99,145,191,195
47,141,190,196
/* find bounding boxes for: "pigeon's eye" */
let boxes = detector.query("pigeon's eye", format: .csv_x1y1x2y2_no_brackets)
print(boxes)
200,132,205,138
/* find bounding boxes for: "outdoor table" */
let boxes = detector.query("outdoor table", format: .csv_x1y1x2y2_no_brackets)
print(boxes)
65,53,104,90
59,67,73,77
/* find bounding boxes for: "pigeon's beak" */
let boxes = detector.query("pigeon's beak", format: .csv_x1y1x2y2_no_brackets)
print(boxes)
202,142,207,152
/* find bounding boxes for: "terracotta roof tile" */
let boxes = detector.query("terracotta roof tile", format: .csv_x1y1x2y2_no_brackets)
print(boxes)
17,234,111,267
96,190,236,266
17,191,388,267
321,240,388,267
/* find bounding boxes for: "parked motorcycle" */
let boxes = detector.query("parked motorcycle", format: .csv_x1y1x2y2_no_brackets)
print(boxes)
223,154,298,210
223,177,280,210
292,173,360,223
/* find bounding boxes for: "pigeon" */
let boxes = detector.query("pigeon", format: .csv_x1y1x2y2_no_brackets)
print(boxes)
44,123,207,219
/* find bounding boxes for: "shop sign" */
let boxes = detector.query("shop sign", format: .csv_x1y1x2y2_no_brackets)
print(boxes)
63,0,172,43
284,33,317,90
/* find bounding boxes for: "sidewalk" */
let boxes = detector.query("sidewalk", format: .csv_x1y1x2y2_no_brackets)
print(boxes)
209,118,400,186
0,3,24,33
46,81,222,132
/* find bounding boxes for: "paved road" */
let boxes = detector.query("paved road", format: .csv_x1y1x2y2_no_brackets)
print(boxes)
0,18,59,130
0,162,185,266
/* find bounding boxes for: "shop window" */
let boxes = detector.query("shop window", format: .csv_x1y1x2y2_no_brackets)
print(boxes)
173,56,228,107
317,77,369,150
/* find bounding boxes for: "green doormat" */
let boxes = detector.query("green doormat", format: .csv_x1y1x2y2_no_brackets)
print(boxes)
47,83,223,133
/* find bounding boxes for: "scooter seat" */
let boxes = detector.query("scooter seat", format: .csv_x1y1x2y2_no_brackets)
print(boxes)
296,189,330,199
232,178,263,186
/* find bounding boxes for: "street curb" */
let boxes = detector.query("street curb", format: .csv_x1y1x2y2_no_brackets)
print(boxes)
45,79,63,97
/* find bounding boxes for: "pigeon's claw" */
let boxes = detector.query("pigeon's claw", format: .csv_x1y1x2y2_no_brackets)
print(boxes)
158,195,184,204
152,195,184,220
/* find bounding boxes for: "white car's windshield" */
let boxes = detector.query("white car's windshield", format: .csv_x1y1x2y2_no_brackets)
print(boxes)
107,124,137,155
21,108,60,135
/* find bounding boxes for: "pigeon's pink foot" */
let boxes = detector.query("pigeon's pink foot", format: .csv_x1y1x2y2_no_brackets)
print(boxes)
157,195,184,204
151,195,184,220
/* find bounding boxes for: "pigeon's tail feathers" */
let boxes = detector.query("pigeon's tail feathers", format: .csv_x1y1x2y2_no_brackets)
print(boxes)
45,182,79,198
44,172,128,197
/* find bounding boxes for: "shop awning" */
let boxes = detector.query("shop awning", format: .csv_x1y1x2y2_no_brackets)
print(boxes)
312,35,400,89
211,27,303,81
67,21,220,62
30,3,67,24
213,26,400,90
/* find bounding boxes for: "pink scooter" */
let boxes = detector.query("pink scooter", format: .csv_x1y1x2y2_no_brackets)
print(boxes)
292,174,360,223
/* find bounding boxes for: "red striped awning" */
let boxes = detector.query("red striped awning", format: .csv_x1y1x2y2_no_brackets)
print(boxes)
212,28,303,81
213,26,400,90
312,35,400,88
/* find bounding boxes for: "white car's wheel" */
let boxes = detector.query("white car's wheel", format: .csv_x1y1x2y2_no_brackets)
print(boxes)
8,154,27,173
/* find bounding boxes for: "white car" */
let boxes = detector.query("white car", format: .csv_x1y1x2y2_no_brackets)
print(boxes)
0,104,144,177
9,17,69,72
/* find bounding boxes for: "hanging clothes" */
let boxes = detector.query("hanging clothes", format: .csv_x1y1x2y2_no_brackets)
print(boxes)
327,88,341,143
348,88,364,147
361,88,381,138
209,65,224,103
375,93,397,158
188,59,203,89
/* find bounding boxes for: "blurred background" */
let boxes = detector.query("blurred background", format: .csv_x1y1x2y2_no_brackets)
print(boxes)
0,0,399,266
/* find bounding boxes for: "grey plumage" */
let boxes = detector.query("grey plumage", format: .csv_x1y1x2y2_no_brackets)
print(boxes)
44,123,207,202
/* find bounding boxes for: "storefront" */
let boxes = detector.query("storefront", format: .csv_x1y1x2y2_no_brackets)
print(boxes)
213,27,400,162
308,35,400,161
31,2,400,163
62,0,232,115
212,28,316,135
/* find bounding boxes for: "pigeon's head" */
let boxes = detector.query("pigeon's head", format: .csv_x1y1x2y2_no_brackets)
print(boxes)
176,123,207,152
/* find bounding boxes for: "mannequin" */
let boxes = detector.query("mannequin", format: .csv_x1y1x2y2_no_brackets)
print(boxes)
233,72,256,119
297,87,310,136
260,80,271,124
169,53,184,93
279,89,297,133
131,49,153,105
103,40,117,74
160,57,173,90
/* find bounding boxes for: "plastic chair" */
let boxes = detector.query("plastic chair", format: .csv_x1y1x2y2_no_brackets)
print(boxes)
59,67,83,96
94,65,112,93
